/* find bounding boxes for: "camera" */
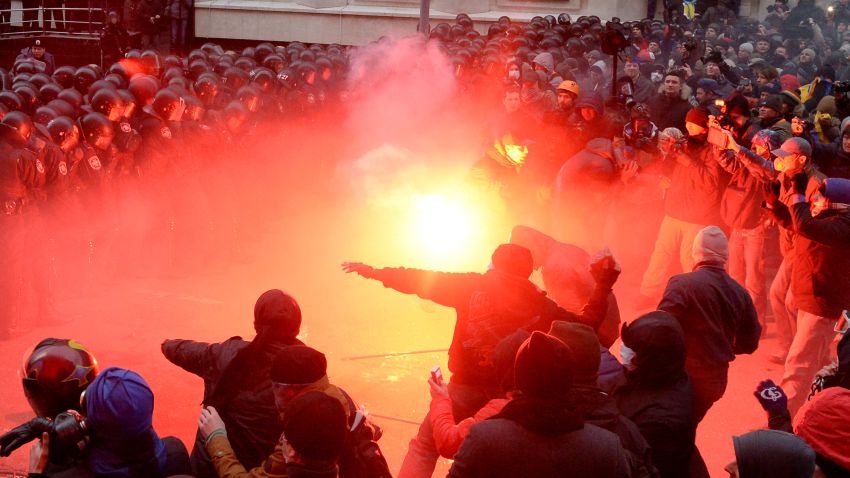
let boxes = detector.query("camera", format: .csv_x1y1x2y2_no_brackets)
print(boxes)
29,411,91,460
713,99,735,129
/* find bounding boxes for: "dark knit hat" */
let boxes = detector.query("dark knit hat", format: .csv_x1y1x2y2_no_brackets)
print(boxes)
270,346,327,385
686,107,710,128
758,94,783,112
733,430,816,478
514,331,574,398
253,289,302,337
491,243,534,278
548,321,601,385
696,78,719,94
282,391,348,461
824,177,850,204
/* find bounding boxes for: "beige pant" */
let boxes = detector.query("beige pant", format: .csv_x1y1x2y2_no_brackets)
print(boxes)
782,310,839,417
639,216,706,299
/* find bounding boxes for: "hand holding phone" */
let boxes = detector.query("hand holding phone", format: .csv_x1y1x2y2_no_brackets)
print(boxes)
431,366,443,386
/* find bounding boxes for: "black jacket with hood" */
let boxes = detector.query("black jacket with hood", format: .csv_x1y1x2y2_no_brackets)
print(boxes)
161,290,303,476
615,311,696,478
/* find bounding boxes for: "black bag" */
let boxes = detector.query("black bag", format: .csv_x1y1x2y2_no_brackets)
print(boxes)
337,390,392,478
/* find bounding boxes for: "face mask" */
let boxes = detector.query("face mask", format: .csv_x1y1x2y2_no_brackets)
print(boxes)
507,70,520,80
620,343,637,371
651,71,663,83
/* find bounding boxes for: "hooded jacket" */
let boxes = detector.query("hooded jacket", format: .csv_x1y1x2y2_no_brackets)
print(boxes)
448,332,631,478
161,291,303,475
794,387,850,473
732,430,816,478
615,312,695,478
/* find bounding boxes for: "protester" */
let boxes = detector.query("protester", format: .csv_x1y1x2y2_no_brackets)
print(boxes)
447,331,632,478
162,290,303,478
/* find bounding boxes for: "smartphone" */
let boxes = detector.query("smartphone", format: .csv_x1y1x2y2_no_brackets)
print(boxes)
707,127,728,148
431,366,443,386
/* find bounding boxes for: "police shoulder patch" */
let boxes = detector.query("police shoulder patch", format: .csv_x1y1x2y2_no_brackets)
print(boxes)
88,155,102,171
120,122,132,133
58,161,67,176
35,159,45,174
161,126,172,139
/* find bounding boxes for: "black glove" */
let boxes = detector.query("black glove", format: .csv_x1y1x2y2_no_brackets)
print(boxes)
763,180,781,207
0,417,51,457
753,379,788,415
790,172,809,196
589,247,621,290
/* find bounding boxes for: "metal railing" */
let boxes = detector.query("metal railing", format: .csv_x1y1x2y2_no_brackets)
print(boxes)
0,1,106,36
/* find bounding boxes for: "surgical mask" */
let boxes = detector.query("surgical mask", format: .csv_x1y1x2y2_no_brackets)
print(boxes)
507,70,520,80
620,343,637,371
650,71,663,83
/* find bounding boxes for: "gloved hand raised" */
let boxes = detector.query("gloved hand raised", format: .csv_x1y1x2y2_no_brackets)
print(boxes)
589,247,621,291
753,379,788,415
0,417,52,457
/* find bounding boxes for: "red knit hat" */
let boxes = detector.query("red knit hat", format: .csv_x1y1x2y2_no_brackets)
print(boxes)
685,107,709,128
780,74,801,91
793,387,850,471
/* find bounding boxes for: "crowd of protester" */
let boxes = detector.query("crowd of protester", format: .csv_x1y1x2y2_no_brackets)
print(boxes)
2,0,850,476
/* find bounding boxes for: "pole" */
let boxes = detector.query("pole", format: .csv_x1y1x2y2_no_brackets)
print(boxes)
341,348,448,361
418,0,430,36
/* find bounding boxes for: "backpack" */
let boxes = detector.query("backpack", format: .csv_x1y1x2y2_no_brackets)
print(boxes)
337,389,392,478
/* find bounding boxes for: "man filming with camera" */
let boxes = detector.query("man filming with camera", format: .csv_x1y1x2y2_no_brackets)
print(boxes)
635,107,726,308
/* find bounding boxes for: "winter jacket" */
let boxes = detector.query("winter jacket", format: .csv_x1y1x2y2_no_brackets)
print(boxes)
161,334,302,473
631,74,657,104
429,396,509,458
16,48,55,75
368,267,609,387
664,140,726,225
616,312,695,478
812,141,850,179
771,168,826,256
647,90,691,131
101,23,131,61
447,418,632,478
509,225,621,347
659,264,761,371
572,385,658,478
752,117,792,142
768,201,850,317
717,148,767,230
204,377,349,478
124,0,163,33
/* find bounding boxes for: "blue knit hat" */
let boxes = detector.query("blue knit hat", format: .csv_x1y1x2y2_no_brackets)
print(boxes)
85,367,166,478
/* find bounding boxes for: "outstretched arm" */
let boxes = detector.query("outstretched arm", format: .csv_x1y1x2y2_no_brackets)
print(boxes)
342,262,481,308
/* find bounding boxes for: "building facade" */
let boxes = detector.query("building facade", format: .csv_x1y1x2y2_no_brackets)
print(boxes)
194,0,775,45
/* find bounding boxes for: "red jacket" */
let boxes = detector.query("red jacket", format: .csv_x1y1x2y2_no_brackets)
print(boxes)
429,396,509,458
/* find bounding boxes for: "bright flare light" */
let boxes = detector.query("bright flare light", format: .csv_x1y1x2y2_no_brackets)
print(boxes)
411,193,475,261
